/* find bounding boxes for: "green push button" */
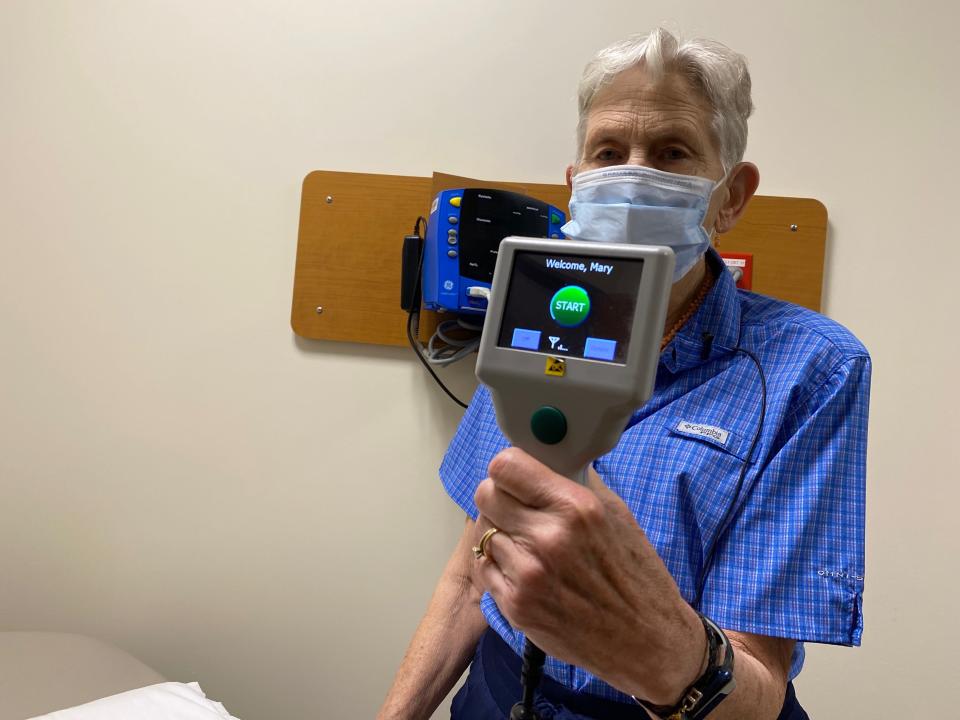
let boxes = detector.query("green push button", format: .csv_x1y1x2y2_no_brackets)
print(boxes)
550,212,562,224
531,405,567,445
550,285,590,327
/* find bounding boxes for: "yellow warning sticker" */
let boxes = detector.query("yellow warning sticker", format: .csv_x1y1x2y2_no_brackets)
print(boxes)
544,357,566,377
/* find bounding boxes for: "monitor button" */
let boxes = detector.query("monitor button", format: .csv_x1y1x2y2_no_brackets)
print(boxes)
447,236,457,246
447,249,458,258
531,406,567,445
448,215,459,225
449,196,462,208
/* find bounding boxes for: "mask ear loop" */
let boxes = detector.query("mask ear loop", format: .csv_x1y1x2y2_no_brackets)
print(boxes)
713,164,735,192
706,166,736,245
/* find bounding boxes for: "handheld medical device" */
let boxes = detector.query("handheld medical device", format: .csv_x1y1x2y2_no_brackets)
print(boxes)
476,237,675,481
422,189,566,316
475,237,675,719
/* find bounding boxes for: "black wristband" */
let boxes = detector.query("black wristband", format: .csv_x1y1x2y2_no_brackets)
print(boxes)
633,613,736,720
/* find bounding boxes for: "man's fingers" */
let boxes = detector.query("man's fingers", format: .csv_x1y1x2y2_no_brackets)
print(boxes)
474,477,544,535
473,512,525,580
476,534,551,633
476,554,514,618
487,447,589,509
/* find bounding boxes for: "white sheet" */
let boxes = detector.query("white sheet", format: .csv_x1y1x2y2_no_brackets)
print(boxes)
28,682,241,720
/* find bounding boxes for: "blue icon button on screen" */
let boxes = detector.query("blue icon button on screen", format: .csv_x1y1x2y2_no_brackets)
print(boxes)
511,328,542,351
584,337,617,361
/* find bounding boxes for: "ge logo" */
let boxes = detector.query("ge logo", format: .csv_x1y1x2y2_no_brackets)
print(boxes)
443,280,455,291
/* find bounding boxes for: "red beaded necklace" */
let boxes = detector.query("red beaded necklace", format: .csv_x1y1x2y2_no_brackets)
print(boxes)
660,268,716,351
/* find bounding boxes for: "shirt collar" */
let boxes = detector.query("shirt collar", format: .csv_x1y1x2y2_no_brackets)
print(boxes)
661,247,742,373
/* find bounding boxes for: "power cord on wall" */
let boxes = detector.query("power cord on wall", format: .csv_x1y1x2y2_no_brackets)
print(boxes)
404,216,476,409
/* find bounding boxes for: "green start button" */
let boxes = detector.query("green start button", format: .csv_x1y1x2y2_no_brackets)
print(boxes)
530,405,567,445
550,285,590,327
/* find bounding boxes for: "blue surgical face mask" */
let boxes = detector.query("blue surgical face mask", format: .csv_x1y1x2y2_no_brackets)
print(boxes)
561,164,726,282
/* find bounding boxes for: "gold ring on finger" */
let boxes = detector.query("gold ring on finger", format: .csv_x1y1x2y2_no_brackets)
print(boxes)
472,527,500,560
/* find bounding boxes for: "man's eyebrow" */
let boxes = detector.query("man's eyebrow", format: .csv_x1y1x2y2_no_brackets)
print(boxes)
585,119,707,150
584,130,626,148
649,128,705,150
644,117,706,144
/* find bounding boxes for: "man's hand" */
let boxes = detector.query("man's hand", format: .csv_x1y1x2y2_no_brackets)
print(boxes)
473,446,706,705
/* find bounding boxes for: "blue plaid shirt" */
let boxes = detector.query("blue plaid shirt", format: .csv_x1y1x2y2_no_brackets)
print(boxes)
440,249,871,701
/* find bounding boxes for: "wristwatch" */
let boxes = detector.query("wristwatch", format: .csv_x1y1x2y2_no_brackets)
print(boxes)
633,613,736,720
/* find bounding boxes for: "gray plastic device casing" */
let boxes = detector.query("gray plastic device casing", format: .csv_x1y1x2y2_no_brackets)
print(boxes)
475,237,675,483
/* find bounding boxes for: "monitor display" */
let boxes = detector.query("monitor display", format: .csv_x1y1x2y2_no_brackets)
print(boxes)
458,190,552,283
496,251,645,364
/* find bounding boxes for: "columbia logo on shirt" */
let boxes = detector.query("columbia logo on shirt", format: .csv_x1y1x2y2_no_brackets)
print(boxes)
675,420,730,446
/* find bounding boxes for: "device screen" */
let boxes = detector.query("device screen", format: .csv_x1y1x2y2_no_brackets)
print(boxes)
496,251,644,364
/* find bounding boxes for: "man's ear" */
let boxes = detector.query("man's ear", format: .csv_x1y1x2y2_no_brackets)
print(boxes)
716,162,760,234
565,164,575,189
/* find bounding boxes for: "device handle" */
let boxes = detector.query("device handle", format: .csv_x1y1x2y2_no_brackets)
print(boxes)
511,440,592,487
570,464,591,486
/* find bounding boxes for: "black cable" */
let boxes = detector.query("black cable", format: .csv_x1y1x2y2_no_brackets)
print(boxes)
694,346,767,607
700,331,715,360
510,641,546,719
405,216,469,409
413,216,427,238
406,311,468,409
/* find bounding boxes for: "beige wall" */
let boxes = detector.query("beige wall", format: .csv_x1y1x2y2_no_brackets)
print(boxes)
1,1,957,717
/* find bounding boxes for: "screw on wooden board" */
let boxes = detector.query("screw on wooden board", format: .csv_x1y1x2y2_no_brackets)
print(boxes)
325,196,333,204
316,306,324,314
790,224,798,232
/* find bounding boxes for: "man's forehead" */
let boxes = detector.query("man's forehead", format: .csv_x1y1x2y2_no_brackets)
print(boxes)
585,66,713,140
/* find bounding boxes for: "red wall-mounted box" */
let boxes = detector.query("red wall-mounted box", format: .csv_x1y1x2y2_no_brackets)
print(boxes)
719,252,753,290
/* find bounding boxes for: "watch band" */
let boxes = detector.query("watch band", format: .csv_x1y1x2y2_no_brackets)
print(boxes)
633,613,736,720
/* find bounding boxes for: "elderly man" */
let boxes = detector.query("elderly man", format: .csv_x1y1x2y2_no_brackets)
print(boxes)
379,28,870,720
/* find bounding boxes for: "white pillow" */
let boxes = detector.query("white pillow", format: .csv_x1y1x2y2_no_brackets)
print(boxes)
28,682,242,720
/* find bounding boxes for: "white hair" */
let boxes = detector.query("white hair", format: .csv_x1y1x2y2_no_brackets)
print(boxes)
576,28,754,172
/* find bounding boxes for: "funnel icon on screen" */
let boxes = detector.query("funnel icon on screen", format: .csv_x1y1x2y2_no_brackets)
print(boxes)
548,336,560,349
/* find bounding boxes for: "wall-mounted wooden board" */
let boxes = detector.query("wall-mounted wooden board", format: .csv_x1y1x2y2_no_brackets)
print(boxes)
291,171,431,346
291,170,827,347
715,195,827,311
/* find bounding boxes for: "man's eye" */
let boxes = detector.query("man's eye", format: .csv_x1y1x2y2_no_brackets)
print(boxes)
595,148,620,162
662,147,689,161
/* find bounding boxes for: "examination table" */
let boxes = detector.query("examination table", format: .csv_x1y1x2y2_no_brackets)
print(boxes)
0,633,238,719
